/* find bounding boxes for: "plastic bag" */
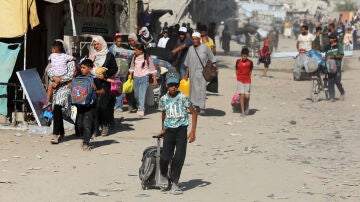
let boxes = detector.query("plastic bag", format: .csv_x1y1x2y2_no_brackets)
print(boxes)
178,78,190,97
122,75,134,93
326,59,337,74
145,85,154,106
110,78,122,97
28,125,52,135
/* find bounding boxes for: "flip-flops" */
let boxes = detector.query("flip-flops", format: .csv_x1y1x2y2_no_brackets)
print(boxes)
170,184,183,195
50,135,63,144
158,175,169,190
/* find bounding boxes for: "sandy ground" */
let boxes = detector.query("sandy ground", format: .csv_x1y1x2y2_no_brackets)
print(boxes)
1,37,360,202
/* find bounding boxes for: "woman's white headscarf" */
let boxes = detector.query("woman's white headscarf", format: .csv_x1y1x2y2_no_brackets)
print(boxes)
139,27,150,38
89,35,108,67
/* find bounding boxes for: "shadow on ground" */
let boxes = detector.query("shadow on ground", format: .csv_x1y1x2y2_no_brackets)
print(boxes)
232,108,259,116
180,179,211,191
206,92,221,96
91,139,120,148
202,108,226,117
109,117,136,135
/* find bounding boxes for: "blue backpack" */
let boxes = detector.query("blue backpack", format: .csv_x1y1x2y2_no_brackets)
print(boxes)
71,75,96,106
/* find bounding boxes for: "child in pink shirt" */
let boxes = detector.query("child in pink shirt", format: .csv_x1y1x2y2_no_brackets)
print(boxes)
129,44,157,116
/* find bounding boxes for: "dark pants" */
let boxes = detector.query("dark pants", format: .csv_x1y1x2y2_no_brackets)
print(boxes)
328,71,345,99
76,107,94,144
52,105,64,136
126,92,137,110
96,95,116,127
160,126,187,184
353,30,358,50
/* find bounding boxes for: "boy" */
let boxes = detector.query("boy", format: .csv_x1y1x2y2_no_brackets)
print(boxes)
158,72,197,194
75,59,104,150
157,28,170,48
321,33,345,102
235,48,253,117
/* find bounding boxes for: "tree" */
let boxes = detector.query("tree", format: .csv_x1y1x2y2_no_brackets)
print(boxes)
336,0,359,12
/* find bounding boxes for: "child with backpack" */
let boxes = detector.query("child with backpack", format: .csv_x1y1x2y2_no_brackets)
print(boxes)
72,59,104,150
236,48,253,117
157,71,198,194
257,39,271,77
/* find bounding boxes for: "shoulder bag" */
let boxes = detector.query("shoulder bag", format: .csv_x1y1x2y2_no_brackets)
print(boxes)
193,46,217,82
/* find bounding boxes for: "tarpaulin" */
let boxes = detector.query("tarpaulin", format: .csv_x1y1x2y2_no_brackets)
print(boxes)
0,0,39,37
0,42,21,115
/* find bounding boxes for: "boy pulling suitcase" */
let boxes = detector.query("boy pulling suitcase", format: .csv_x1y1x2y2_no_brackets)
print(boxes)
157,72,198,194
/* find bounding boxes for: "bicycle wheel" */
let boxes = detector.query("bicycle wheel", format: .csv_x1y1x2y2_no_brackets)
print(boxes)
323,77,329,100
310,78,321,102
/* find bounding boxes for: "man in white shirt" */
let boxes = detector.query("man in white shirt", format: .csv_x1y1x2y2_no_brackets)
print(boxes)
157,28,170,48
296,25,315,52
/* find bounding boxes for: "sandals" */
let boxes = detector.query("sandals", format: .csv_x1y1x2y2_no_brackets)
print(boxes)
170,184,183,195
42,102,52,110
81,143,92,151
158,175,170,190
50,134,63,144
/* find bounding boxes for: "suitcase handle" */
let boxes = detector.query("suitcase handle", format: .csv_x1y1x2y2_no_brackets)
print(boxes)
152,135,163,139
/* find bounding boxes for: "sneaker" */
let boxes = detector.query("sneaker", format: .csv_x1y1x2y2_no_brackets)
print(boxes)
170,184,183,195
330,98,335,102
199,109,206,116
137,110,144,117
115,108,123,112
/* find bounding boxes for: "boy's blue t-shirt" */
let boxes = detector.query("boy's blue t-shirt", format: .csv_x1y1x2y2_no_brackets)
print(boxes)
159,91,192,129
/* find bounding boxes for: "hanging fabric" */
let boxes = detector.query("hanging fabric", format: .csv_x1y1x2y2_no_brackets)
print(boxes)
0,0,39,38
0,42,21,115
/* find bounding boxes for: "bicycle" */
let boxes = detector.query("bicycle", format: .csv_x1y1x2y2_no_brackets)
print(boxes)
310,68,329,102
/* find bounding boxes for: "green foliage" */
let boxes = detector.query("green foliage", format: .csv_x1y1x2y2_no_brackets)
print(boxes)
336,0,359,12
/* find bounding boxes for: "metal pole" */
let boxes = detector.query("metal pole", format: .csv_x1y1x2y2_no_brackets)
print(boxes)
24,34,26,71
69,0,77,36
22,34,26,116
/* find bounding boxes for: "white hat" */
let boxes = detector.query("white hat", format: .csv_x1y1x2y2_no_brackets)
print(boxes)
221,21,224,24
179,26,187,33
128,33,138,42
192,32,201,38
